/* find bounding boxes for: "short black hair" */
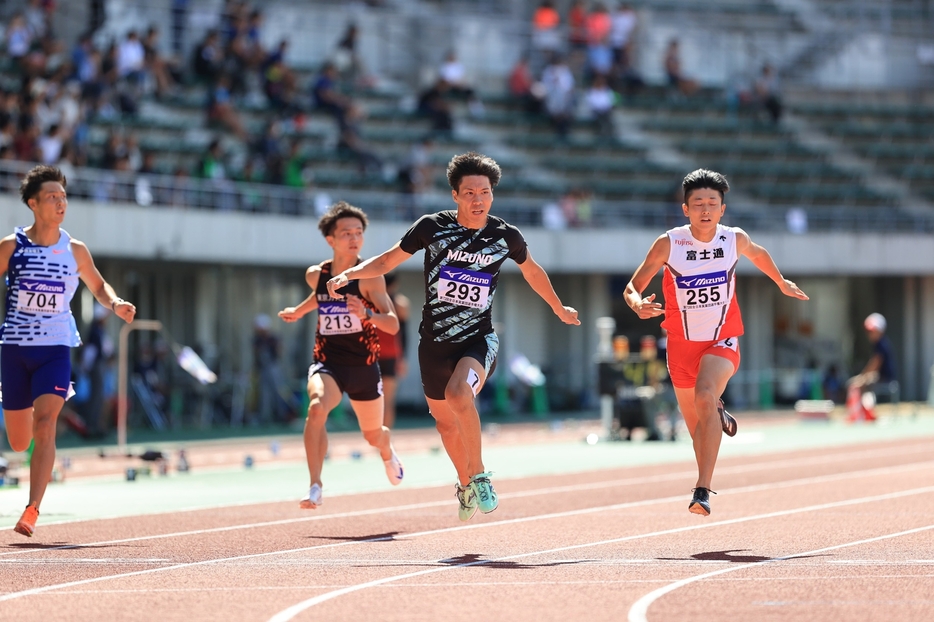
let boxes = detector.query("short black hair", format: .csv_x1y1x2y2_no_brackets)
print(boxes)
682,168,729,202
20,165,66,206
318,200,368,237
446,152,502,191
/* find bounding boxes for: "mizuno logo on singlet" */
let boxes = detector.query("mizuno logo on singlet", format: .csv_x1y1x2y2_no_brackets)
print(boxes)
446,249,494,266
676,271,728,288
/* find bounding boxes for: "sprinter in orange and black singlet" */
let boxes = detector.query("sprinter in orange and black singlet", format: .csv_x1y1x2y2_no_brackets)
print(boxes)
279,201,404,511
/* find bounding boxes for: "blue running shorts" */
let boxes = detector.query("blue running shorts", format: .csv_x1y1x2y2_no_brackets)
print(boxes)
0,344,72,410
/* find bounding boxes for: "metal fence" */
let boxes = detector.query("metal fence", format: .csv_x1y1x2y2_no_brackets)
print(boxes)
3,160,932,233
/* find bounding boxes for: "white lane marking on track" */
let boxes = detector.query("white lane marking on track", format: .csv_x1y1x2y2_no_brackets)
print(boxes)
2,475,933,607
0,457,930,573
4,444,932,559
267,485,934,622
626,522,934,622
18,439,934,531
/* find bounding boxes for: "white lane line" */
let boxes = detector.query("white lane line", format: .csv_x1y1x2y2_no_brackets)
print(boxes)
16,438,934,532
268,485,934,621
4,445,932,559
2,478,933,608
627,522,934,622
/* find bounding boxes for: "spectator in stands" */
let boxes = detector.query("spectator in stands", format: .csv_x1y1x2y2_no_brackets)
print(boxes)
282,138,310,189
664,39,698,96
541,54,576,139
610,3,637,70
37,122,66,165
199,138,237,210
567,0,589,51
192,30,225,83
199,138,228,180
6,12,31,57
332,23,373,87
312,61,356,130
585,3,613,79
24,0,54,44
438,50,484,117
531,1,562,69
417,78,455,137
14,119,40,162
117,30,146,86
755,63,782,124
143,26,178,99
508,54,544,115
206,73,247,140
586,74,615,137
263,41,298,114
6,13,45,77
125,133,143,172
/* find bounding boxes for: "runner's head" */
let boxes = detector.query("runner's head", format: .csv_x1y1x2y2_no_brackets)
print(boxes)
318,200,368,237
318,200,367,254
446,152,501,192
682,169,729,204
20,165,67,208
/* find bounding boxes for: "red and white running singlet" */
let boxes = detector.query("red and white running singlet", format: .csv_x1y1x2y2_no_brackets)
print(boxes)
660,224,744,342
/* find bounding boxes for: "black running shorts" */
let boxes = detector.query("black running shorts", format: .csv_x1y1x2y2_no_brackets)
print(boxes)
417,334,498,401
308,361,382,401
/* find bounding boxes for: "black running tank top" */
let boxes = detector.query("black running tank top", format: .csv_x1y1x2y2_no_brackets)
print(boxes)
312,260,380,366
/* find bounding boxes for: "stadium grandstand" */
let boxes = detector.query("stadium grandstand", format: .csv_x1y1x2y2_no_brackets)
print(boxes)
0,0,932,437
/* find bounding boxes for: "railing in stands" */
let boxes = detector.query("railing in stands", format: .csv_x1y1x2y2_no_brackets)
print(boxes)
1,160,931,233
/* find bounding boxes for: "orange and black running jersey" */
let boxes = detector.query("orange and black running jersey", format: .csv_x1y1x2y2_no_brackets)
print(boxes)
312,259,380,366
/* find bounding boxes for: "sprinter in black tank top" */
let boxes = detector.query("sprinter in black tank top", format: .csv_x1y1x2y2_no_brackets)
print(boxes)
325,153,580,521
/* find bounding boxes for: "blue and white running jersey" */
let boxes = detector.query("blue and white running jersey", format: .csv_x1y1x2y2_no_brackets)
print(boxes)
0,227,81,347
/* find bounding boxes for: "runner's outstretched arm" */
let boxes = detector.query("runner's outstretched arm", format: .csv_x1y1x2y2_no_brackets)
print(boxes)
735,229,809,301
624,234,669,319
327,244,411,299
516,251,579,325
280,266,321,322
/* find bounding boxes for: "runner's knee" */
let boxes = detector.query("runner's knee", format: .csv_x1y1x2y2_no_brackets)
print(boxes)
444,381,475,410
361,427,384,446
306,401,328,426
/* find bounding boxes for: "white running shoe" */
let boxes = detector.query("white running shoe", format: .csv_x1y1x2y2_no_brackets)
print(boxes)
299,483,323,509
383,448,404,486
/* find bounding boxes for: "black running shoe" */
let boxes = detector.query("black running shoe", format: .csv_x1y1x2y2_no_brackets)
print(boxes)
688,487,716,516
718,399,737,437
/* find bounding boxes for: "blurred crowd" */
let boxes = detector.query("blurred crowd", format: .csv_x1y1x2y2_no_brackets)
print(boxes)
0,0,781,220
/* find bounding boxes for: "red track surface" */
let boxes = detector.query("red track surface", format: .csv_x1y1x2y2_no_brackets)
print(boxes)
1,432,933,621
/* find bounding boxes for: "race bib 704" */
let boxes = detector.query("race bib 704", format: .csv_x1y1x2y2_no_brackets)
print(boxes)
438,267,492,309
16,278,65,314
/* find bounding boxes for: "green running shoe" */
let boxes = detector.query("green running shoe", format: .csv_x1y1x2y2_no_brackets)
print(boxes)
470,471,498,514
455,482,478,521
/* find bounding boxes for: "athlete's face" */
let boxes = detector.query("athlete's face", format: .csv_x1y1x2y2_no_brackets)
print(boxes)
452,175,493,228
29,181,68,225
326,216,365,255
683,188,724,235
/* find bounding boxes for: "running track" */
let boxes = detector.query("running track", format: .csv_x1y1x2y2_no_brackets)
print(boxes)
1,411,933,621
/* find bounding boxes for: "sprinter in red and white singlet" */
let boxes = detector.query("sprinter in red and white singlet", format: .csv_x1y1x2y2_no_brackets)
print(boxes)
624,169,809,516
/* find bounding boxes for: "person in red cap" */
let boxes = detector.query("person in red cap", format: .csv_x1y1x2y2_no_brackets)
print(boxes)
846,313,897,422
